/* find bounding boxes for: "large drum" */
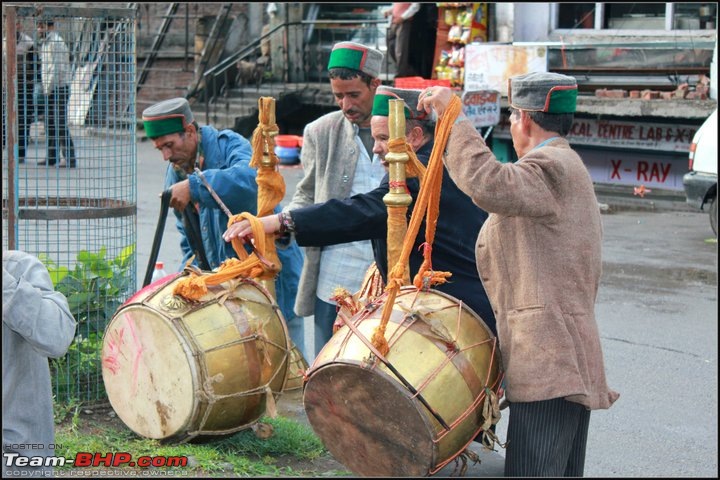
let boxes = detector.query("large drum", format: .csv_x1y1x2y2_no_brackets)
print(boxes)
303,287,503,477
101,271,290,442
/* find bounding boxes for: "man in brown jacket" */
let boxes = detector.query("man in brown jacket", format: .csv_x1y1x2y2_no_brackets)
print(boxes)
417,72,619,476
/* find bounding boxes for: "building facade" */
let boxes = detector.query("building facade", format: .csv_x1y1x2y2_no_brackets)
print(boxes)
483,2,717,193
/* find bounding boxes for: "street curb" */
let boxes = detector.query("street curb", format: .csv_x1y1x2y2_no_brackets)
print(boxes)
595,184,695,214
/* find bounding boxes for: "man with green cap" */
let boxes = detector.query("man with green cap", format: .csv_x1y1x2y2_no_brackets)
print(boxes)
224,86,496,337
417,72,619,477
142,97,306,359
284,41,387,358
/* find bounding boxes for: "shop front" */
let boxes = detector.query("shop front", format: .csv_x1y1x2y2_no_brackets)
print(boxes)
488,100,713,192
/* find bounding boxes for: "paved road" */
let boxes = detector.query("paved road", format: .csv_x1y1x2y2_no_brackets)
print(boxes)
136,138,717,477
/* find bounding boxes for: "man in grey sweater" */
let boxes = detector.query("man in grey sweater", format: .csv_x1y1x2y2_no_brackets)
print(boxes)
3,250,77,477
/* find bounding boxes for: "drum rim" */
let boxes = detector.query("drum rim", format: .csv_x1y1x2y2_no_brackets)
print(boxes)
303,360,437,476
102,303,201,440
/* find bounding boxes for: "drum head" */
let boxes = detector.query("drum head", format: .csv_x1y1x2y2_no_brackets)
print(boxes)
304,363,434,477
102,306,195,440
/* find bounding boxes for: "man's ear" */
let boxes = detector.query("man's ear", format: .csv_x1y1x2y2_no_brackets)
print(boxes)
408,125,425,149
184,123,197,139
370,77,382,91
520,110,533,134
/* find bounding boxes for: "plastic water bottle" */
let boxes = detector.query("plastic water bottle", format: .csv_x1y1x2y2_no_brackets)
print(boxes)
151,261,168,283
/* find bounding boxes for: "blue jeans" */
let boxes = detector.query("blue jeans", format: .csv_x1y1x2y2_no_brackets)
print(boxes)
285,314,307,362
314,297,339,357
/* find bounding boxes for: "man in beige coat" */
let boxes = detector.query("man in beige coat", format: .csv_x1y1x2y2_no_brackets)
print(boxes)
417,72,619,477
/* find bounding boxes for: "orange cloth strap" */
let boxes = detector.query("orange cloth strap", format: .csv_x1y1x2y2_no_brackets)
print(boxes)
371,95,463,356
172,212,279,300
387,138,427,183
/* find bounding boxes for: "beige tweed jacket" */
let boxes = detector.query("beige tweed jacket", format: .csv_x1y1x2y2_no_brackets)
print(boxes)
444,120,619,410
284,110,364,316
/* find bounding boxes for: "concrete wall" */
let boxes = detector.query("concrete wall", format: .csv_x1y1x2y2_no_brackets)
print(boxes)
136,3,251,53
512,3,551,42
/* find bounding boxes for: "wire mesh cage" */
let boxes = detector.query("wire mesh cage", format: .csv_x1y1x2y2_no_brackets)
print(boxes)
2,4,137,404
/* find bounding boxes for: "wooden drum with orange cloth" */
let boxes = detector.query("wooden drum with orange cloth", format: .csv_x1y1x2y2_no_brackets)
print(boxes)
101,270,290,442
303,286,503,477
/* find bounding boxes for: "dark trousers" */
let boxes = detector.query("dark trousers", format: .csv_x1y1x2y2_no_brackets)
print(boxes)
505,397,591,477
3,87,33,161
387,20,417,78
17,87,33,161
313,296,339,357
45,85,75,165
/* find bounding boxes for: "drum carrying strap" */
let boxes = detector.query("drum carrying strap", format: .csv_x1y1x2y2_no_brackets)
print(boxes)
143,189,172,287
371,94,463,357
181,204,211,271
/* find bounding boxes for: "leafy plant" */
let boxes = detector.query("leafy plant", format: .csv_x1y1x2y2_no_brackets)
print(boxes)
51,332,107,401
39,245,135,335
40,245,135,402
53,397,82,425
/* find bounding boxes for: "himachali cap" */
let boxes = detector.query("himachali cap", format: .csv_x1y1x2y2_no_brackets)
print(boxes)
508,72,578,113
327,41,384,78
372,86,426,120
142,97,195,138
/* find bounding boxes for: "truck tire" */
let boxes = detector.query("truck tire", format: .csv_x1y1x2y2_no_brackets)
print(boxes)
711,195,718,237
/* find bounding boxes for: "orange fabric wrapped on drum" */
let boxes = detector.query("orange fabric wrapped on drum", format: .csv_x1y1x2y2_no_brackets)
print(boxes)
303,286,503,477
101,271,290,442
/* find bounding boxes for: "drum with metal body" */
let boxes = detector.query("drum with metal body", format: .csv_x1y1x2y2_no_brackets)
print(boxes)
284,343,309,392
303,286,502,477
102,271,290,442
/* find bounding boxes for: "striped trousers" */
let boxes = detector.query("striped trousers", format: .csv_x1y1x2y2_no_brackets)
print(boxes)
504,397,591,477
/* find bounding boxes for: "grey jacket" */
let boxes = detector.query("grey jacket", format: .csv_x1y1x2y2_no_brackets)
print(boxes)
444,120,619,410
285,110,367,316
3,250,76,476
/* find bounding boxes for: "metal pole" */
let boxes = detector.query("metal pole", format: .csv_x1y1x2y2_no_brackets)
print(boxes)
6,8,18,250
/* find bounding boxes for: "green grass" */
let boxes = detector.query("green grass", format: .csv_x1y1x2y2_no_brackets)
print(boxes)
53,407,341,477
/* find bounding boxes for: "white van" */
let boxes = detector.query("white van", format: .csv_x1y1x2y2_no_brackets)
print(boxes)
683,109,718,236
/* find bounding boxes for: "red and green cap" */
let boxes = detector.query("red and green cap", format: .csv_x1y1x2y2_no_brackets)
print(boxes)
142,98,194,138
508,72,578,113
372,86,425,119
327,41,383,78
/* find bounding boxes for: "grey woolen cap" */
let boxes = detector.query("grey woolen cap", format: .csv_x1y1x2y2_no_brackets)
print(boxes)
142,98,195,138
327,41,384,78
508,72,578,113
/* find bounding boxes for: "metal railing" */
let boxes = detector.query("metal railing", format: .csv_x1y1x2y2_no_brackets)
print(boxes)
193,18,389,126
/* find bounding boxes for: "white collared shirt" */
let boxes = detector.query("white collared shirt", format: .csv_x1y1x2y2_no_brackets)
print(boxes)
40,31,72,94
316,126,386,303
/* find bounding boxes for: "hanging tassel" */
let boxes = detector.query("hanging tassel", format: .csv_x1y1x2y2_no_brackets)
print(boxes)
264,385,278,419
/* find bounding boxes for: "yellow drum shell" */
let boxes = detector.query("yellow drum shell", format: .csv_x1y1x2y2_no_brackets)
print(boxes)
101,273,290,442
284,343,309,392
303,287,502,477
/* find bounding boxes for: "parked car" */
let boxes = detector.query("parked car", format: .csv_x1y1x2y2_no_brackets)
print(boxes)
683,108,717,236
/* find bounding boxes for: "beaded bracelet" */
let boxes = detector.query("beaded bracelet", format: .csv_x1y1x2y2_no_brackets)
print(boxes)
277,211,296,234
